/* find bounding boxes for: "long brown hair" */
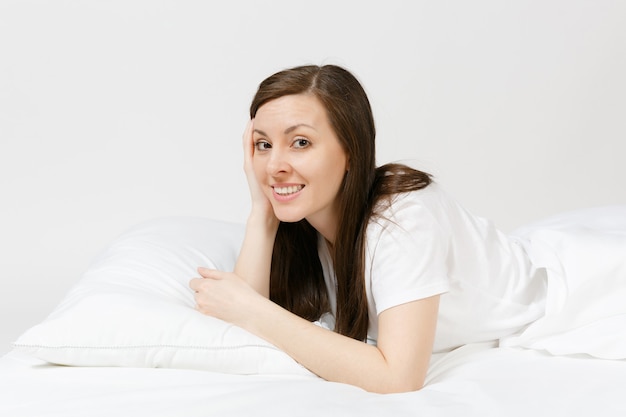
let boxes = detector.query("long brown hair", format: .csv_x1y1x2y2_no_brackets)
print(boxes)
250,65,431,341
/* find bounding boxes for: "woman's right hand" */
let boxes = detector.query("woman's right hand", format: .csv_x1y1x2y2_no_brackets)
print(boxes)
233,120,278,297
242,119,276,222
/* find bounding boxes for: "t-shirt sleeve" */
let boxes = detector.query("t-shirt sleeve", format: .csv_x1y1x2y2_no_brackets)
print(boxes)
367,192,451,315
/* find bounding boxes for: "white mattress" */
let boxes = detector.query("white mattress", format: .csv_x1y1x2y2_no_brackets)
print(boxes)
2,343,626,417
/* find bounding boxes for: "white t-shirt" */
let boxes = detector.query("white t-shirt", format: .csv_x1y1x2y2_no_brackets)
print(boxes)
317,183,547,353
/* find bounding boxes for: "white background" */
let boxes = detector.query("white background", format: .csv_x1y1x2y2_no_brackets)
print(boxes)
1,0,625,355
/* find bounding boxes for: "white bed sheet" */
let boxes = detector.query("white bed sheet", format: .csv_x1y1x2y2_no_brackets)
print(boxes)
2,343,626,417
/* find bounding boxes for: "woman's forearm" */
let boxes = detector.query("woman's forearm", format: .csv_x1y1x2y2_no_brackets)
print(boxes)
233,212,279,298
193,266,439,393
243,295,436,394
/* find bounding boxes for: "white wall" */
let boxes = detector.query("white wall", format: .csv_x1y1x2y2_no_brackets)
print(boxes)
1,0,625,355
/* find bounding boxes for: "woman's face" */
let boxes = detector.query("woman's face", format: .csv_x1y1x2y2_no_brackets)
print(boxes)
252,93,348,241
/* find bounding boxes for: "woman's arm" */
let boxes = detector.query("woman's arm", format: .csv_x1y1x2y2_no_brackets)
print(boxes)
250,293,440,393
191,269,439,394
232,120,278,297
233,212,277,298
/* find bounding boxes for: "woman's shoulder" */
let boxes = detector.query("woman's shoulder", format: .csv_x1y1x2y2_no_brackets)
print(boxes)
373,182,456,221
368,182,457,237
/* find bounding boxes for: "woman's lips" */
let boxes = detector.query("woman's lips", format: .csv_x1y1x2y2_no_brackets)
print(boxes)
272,184,304,201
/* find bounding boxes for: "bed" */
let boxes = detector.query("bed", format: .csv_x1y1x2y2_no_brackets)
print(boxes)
3,215,626,416
3,343,626,416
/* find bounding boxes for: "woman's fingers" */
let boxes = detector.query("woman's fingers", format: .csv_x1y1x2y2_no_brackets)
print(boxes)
189,269,219,293
189,277,199,289
240,119,275,219
190,269,257,322
197,266,220,279
242,119,254,167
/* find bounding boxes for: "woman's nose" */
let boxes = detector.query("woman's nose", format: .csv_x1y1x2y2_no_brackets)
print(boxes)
267,149,291,175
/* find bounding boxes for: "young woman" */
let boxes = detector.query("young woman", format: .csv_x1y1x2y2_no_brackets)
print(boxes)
188,65,620,393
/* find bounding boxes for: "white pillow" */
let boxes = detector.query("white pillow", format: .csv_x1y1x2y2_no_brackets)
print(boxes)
13,217,315,376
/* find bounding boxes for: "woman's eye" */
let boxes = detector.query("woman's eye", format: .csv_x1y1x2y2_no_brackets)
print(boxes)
254,140,271,151
293,138,310,149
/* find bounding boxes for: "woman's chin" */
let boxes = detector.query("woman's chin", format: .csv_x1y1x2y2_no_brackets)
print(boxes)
273,210,306,224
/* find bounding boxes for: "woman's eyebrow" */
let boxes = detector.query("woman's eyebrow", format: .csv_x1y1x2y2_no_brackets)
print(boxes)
284,123,316,134
254,124,316,138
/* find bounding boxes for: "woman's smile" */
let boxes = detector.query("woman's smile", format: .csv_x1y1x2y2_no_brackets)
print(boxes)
272,184,305,201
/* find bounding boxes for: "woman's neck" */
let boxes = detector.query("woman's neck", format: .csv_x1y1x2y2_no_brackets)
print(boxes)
306,212,338,249
324,237,335,264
